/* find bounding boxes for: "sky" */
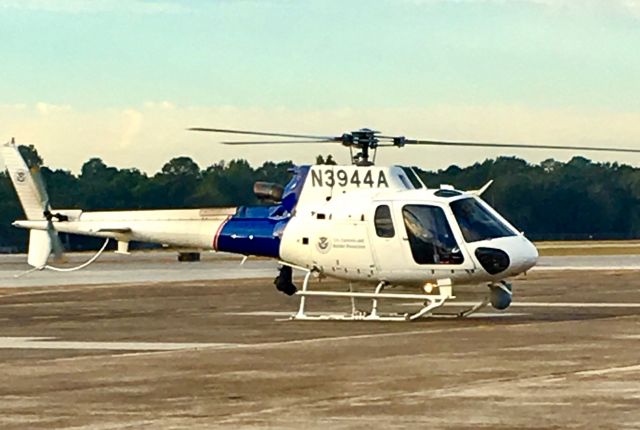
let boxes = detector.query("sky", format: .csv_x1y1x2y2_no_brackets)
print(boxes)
1,0,640,173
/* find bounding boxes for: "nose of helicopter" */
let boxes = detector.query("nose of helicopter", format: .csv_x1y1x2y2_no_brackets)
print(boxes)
473,235,538,277
505,235,539,274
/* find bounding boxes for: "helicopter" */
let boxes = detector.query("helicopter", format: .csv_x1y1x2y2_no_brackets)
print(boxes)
3,128,640,321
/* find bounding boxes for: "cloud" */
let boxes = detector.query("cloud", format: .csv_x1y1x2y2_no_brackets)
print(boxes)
1,102,640,174
531,0,640,18
120,109,143,149
143,101,176,110
404,0,640,19
0,0,190,14
35,102,72,116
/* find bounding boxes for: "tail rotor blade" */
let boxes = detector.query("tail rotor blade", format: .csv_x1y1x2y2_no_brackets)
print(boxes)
46,219,65,263
32,167,65,261
30,166,52,211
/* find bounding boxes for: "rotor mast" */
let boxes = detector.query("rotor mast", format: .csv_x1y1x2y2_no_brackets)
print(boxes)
344,128,379,166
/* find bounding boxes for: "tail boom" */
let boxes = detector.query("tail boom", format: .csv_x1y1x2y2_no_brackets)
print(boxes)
13,208,235,251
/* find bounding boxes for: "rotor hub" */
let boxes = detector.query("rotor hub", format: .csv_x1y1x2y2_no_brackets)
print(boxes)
340,128,380,165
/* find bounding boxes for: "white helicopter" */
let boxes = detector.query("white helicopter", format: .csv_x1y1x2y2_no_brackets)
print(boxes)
3,128,639,321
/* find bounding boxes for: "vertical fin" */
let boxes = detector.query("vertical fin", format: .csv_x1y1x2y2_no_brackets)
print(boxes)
1,141,47,220
2,140,56,268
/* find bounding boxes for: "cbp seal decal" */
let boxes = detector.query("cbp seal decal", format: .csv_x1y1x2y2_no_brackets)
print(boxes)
15,169,27,183
316,236,331,254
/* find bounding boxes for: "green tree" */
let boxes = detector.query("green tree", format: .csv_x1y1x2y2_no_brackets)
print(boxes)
154,157,202,207
3,152,640,251
18,144,43,168
316,154,337,165
161,157,201,178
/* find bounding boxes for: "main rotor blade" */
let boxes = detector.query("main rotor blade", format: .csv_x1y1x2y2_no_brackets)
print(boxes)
222,139,336,145
189,127,337,141
405,139,640,154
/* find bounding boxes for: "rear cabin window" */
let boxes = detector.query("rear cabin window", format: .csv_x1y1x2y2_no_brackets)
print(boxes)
374,205,395,238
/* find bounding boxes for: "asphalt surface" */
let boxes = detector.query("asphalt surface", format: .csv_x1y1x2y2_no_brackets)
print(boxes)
0,252,278,288
0,254,639,429
1,251,639,288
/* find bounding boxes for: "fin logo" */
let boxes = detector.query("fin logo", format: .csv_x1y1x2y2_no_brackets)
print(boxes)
15,169,27,183
316,236,331,254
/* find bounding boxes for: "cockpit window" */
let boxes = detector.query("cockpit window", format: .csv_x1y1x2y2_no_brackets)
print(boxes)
402,205,463,265
374,205,395,238
450,197,516,243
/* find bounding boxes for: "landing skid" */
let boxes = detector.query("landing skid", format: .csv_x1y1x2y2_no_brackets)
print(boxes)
288,269,491,322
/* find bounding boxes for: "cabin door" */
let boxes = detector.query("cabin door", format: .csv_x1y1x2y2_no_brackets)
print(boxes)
369,203,412,276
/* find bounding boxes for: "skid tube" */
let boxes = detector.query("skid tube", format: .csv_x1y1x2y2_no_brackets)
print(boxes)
284,264,487,321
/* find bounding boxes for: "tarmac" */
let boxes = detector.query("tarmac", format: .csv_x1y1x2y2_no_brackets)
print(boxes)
0,252,639,429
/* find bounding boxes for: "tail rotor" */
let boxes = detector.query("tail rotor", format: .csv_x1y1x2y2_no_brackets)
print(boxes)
30,166,66,262
2,140,65,267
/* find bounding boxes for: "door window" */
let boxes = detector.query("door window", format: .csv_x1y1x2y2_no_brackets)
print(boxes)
402,205,463,265
374,205,395,238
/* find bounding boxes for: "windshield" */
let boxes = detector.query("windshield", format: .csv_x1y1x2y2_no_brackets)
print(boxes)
450,198,516,243
402,205,463,265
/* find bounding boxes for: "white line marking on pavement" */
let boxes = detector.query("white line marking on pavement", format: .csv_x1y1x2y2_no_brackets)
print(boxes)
46,313,632,363
532,266,640,271
0,337,240,351
495,302,640,308
225,311,529,318
395,301,640,308
575,364,640,377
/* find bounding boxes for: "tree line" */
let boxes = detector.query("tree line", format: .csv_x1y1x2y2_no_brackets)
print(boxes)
416,156,640,240
1,146,639,251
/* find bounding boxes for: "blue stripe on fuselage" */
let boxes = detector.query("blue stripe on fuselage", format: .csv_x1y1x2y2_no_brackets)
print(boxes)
217,218,288,258
215,166,310,258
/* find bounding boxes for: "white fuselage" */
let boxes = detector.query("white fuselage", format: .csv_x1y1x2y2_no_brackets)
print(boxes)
280,188,538,286
277,164,538,286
